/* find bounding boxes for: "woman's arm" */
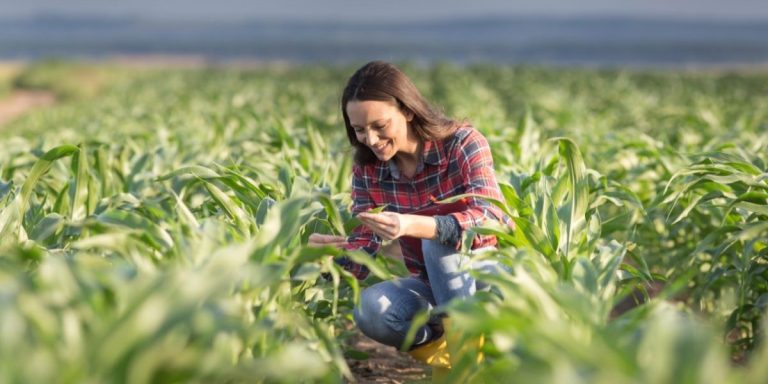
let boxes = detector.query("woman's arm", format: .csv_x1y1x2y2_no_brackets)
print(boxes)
446,128,509,248
357,212,437,240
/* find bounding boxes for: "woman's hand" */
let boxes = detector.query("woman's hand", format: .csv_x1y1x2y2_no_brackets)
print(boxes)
308,233,348,248
307,234,347,281
357,212,411,241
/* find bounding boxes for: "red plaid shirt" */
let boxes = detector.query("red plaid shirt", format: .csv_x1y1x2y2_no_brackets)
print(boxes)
340,125,511,280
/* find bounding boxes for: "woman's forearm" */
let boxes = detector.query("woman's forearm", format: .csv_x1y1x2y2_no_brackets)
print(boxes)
402,214,438,240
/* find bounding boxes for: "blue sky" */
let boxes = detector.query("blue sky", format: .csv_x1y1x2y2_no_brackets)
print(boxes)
1,0,767,21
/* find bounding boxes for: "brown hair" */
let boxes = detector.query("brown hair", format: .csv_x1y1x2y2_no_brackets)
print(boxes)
341,61,465,165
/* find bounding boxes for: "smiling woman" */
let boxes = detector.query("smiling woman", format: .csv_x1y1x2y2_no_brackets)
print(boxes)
346,100,417,175
308,60,513,380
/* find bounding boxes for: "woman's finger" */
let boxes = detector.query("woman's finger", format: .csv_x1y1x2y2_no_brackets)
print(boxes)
360,215,394,228
328,238,348,244
360,218,399,239
362,214,401,238
359,212,392,225
360,218,388,233
308,233,348,247
365,224,395,240
310,234,346,242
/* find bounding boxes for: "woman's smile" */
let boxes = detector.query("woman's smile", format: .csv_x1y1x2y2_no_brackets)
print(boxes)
371,141,391,156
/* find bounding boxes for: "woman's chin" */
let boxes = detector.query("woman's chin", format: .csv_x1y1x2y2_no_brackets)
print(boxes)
372,147,393,161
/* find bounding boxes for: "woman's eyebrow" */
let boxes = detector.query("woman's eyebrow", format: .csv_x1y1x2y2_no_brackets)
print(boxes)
351,118,389,129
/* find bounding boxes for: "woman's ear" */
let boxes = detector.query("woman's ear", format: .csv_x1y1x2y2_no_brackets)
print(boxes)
404,108,414,122
396,100,414,122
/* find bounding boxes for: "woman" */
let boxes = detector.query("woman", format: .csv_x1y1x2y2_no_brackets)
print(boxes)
309,61,510,374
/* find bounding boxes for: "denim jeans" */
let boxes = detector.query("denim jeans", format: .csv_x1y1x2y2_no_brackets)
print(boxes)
352,239,500,349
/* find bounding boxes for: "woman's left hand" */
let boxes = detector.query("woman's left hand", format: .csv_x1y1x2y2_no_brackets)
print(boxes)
357,212,410,240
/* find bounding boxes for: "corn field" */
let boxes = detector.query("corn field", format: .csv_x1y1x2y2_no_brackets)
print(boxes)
1,62,767,383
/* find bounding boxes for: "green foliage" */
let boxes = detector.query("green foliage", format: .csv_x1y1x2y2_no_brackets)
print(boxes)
1,62,767,382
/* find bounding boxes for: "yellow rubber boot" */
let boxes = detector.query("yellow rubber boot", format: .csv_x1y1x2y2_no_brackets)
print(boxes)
407,333,452,369
407,332,451,382
408,318,485,382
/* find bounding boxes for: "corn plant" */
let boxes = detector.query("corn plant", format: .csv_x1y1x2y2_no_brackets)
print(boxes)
1,62,766,383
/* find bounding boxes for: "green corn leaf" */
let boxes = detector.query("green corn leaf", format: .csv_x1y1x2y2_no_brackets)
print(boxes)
156,165,221,182
70,143,89,221
203,181,250,235
552,137,589,261
316,194,345,236
95,209,175,250
20,145,79,213
0,145,78,241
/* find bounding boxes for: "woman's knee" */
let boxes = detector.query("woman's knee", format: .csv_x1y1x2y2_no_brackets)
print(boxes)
353,283,392,331
353,279,434,348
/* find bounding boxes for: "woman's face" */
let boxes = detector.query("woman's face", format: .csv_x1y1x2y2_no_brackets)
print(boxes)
346,100,416,162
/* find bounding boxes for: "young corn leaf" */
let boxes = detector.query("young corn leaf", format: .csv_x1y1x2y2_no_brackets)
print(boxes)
95,209,175,250
552,137,589,261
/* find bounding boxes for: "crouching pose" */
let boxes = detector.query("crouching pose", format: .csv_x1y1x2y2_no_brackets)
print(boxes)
309,61,511,380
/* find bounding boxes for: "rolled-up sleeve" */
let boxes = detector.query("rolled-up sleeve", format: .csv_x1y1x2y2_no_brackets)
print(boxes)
338,164,381,280
448,130,508,248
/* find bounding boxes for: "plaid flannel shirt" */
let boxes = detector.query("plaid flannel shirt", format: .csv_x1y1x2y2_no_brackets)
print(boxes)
339,125,511,280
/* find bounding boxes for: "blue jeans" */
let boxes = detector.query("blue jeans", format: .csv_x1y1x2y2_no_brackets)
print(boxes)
352,239,500,349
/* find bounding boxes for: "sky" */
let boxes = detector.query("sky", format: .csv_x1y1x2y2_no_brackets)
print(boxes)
1,0,768,22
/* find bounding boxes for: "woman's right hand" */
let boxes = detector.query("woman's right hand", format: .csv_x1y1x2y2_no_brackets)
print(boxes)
308,233,348,248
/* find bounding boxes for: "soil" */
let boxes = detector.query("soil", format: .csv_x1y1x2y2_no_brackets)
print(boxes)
346,331,430,383
0,89,56,127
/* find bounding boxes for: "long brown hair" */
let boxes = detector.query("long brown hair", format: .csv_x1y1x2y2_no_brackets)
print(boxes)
341,61,464,166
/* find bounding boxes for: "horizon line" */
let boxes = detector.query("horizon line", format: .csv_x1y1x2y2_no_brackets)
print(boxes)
1,12,768,25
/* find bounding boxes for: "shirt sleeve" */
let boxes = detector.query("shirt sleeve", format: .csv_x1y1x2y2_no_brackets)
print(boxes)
448,129,508,249
435,214,461,247
338,164,382,280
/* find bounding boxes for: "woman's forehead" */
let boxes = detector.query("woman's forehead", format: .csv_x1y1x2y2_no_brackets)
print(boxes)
347,100,397,123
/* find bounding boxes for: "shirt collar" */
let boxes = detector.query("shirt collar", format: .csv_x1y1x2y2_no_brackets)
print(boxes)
377,139,445,180
422,139,443,166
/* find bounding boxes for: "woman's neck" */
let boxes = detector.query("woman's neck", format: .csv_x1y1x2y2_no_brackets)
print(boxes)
395,140,422,178
398,130,421,160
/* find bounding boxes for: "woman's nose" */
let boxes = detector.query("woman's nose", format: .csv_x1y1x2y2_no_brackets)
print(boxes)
365,131,378,146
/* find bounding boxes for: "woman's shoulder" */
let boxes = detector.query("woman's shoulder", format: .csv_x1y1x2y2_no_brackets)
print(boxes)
444,123,487,149
452,123,475,139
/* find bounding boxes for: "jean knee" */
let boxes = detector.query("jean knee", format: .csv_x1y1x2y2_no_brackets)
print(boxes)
353,279,434,348
353,285,388,338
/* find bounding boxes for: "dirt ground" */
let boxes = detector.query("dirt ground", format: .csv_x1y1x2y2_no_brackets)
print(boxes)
347,331,430,383
0,89,56,127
